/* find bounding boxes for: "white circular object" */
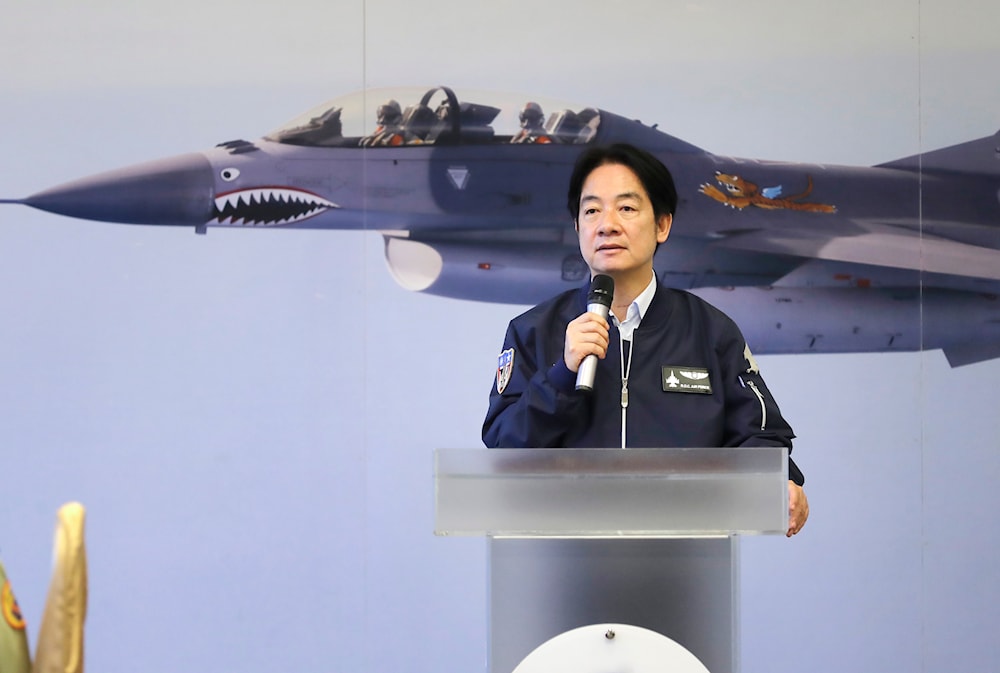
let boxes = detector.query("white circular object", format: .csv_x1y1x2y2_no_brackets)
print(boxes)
512,623,712,673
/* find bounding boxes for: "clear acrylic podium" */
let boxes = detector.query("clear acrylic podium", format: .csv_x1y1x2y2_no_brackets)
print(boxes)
434,448,789,673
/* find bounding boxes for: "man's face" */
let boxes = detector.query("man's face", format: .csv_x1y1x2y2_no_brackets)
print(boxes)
575,162,672,281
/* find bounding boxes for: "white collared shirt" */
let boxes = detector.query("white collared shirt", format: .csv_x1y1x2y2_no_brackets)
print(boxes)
611,274,657,341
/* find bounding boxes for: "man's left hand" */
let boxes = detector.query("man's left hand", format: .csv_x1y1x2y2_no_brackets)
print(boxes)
787,481,809,537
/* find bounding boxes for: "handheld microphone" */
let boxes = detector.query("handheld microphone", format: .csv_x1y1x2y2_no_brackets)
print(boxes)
575,274,615,392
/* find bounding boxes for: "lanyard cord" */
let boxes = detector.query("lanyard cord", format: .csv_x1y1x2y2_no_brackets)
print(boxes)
619,333,634,448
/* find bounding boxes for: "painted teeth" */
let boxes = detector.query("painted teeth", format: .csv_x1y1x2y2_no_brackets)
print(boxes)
214,188,337,211
211,188,339,227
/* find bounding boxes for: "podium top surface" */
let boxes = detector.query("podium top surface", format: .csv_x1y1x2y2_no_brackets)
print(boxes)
434,448,789,537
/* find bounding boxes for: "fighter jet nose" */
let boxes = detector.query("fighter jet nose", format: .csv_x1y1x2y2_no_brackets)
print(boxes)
23,153,214,226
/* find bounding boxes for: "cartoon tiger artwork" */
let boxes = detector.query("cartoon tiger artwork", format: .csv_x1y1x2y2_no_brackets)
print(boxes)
699,172,837,213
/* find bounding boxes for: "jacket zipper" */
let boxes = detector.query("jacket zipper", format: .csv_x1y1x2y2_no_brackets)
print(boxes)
746,379,767,431
619,333,634,449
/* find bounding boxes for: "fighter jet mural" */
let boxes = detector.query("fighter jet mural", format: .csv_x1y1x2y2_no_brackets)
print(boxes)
3,85,1000,366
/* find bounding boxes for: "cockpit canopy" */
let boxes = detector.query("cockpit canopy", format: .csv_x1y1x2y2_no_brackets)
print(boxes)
265,85,601,148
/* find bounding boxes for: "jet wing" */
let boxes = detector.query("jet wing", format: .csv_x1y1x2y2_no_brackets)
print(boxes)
710,222,1000,282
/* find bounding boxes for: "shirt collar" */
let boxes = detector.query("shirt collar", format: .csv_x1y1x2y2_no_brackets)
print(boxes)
612,274,657,340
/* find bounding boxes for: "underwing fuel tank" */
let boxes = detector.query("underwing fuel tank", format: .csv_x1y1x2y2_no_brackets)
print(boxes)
383,235,585,305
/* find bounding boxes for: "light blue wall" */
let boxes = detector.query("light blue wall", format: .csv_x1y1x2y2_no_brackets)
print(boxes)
1,1,998,671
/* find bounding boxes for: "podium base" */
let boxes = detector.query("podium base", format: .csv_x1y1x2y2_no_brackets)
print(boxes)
489,537,738,673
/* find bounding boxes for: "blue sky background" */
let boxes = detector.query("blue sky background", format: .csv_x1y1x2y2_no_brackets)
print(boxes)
1,1,999,671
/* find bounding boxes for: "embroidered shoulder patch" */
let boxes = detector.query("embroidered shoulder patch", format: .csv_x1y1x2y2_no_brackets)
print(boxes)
496,348,514,394
661,366,712,394
743,343,760,374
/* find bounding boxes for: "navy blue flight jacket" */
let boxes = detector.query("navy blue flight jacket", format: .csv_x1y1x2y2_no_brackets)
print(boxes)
482,282,804,485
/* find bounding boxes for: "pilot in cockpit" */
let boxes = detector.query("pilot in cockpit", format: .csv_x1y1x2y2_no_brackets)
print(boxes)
510,101,552,144
360,99,416,147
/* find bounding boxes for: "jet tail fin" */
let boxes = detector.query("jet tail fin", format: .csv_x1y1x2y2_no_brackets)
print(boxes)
876,130,1000,176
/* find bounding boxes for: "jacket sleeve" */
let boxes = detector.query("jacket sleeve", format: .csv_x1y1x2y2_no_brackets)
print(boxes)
719,324,805,485
482,320,587,448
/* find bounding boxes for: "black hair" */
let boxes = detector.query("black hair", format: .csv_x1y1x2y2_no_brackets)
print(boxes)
566,143,678,223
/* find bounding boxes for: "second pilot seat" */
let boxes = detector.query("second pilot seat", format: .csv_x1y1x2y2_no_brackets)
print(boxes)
510,101,553,144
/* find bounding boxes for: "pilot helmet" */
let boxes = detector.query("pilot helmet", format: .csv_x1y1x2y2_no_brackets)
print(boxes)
377,99,402,126
434,100,453,120
519,101,544,128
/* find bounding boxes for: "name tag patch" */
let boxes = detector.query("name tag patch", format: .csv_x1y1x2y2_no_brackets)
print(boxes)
662,366,712,394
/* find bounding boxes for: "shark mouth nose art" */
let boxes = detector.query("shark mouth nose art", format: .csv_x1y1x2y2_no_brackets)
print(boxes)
212,187,338,226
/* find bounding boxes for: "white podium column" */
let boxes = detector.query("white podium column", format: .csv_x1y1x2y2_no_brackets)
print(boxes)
490,537,736,673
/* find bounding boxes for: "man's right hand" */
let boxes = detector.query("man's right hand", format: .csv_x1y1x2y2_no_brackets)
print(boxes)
564,312,610,373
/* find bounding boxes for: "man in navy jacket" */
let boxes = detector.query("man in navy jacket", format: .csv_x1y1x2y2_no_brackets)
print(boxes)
483,143,809,536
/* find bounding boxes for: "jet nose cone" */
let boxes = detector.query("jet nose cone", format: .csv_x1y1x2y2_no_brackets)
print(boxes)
24,153,214,226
